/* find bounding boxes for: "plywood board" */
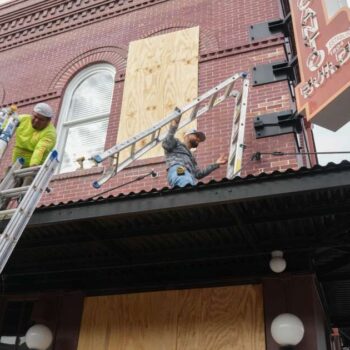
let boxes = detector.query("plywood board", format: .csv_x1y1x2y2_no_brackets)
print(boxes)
77,295,114,350
117,27,199,161
108,292,178,350
77,285,266,350
176,285,266,350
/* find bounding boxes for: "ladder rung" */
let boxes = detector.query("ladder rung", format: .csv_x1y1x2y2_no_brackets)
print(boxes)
130,143,135,157
212,95,225,106
14,166,41,177
113,153,119,171
224,82,235,98
0,208,16,221
189,103,200,121
231,128,239,144
229,148,237,165
233,105,242,123
151,129,159,141
0,186,29,198
208,91,219,109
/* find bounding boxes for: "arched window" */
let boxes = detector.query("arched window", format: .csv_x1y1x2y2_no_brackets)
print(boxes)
56,63,116,173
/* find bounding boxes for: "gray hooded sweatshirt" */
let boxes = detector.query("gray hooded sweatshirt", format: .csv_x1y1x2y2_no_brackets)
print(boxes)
162,125,219,179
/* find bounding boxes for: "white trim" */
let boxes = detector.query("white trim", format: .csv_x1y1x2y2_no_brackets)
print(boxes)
56,63,116,173
62,113,110,127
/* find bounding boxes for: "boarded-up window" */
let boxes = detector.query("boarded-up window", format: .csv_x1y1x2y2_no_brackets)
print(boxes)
77,285,265,350
117,27,199,160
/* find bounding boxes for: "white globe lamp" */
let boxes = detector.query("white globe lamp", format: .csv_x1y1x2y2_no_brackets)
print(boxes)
271,313,305,346
25,324,53,350
269,250,287,273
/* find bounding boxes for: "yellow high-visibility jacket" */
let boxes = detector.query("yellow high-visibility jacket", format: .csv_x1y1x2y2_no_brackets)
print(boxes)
12,114,56,167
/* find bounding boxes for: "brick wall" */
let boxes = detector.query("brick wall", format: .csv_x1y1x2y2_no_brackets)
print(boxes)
0,0,309,205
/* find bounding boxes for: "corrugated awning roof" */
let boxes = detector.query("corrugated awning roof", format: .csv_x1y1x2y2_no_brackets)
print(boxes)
37,160,350,209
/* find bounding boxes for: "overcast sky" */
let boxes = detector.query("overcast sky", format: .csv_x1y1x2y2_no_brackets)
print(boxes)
313,122,350,165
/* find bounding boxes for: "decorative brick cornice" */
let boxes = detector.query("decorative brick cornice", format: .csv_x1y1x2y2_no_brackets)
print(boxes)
0,0,171,52
0,0,66,21
0,0,30,13
3,91,58,108
49,46,128,91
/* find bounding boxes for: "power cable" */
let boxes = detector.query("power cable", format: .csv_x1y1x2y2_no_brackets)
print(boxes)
89,169,158,200
251,151,350,161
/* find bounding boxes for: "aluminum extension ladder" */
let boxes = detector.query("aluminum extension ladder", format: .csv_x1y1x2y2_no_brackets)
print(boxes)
0,105,19,160
91,72,250,188
0,150,59,273
227,77,249,179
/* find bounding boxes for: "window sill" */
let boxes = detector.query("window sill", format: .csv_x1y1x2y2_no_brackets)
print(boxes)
51,167,104,181
124,156,165,169
51,157,166,182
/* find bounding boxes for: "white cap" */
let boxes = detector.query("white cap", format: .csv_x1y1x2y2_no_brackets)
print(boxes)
184,129,206,141
33,103,54,119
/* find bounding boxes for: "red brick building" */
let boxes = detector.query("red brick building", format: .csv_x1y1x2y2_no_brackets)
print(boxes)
0,0,307,203
0,0,349,349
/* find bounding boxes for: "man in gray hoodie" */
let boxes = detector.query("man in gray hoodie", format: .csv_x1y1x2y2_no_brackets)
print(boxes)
162,117,227,187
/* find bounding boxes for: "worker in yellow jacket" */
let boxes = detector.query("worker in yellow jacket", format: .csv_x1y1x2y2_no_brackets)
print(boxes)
0,103,56,210
12,102,56,186
13,102,56,168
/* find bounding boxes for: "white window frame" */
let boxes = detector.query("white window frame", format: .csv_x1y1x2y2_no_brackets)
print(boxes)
56,63,116,173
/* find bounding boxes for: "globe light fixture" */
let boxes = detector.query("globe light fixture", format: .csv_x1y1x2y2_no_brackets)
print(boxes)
25,324,53,350
271,313,305,346
269,250,287,273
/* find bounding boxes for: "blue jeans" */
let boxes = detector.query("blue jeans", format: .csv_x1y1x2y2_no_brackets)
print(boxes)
167,164,196,188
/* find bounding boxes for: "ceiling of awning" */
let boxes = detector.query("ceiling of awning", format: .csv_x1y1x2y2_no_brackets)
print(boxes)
1,161,350,328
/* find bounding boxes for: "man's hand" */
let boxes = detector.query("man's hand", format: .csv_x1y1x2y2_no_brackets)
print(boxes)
171,116,181,127
215,154,228,166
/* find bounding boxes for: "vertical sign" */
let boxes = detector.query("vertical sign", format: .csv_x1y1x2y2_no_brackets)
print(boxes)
290,0,350,131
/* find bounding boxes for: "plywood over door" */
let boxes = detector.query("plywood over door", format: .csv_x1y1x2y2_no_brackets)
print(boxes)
77,285,266,350
116,27,199,161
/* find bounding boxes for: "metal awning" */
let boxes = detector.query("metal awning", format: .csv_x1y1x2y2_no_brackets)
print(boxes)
2,161,350,328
